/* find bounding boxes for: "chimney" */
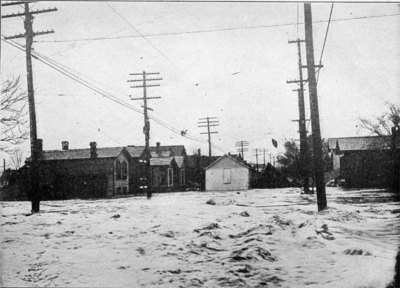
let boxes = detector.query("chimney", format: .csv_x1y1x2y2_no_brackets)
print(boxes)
62,141,69,151
36,139,43,152
198,149,201,157
90,142,97,159
156,142,161,154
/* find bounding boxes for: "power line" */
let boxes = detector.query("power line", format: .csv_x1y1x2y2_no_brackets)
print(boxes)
1,37,230,154
317,3,334,84
34,13,400,43
105,2,184,74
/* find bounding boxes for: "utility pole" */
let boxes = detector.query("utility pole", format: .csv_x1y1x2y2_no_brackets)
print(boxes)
263,149,266,167
253,148,261,171
304,3,327,211
129,71,162,199
235,141,249,161
2,2,57,213
198,117,219,157
391,123,399,195
287,37,320,195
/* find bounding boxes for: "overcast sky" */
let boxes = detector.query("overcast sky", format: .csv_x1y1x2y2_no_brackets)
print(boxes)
1,1,399,167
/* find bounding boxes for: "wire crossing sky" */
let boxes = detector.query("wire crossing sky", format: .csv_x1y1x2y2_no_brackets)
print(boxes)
1,2,399,167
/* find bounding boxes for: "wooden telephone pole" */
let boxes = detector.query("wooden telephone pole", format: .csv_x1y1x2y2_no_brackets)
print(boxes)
304,3,327,211
236,141,249,161
287,38,317,194
198,117,219,157
2,2,57,213
129,71,162,199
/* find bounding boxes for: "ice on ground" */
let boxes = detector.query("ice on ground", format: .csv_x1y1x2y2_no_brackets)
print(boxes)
1,187,399,287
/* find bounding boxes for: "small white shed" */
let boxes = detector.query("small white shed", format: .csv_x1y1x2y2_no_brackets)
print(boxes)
205,155,251,191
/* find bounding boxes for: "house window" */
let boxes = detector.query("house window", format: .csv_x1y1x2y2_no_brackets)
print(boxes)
121,161,128,180
180,169,185,185
168,168,173,187
116,161,122,180
223,168,231,184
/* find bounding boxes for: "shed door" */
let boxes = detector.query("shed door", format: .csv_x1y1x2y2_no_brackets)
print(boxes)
223,168,231,184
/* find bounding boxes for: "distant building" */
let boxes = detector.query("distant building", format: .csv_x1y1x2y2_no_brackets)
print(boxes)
21,141,188,200
29,141,141,199
327,136,399,188
258,163,292,188
185,150,220,190
205,154,257,191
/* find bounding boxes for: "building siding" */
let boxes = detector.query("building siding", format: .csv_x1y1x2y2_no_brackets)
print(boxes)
205,157,250,191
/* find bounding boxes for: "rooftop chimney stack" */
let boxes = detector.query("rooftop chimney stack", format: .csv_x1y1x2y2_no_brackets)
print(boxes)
156,142,161,154
90,142,97,159
62,141,69,151
36,139,43,152
198,149,201,157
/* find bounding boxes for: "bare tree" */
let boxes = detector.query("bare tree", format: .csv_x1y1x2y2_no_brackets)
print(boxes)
1,77,28,153
359,102,400,148
10,149,24,170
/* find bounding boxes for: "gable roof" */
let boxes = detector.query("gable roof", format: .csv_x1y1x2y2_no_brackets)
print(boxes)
126,145,186,158
174,156,185,168
126,146,146,158
150,157,175,166
37,147,125,161
150,145,186,156
205,154,251,170
327,136,393,152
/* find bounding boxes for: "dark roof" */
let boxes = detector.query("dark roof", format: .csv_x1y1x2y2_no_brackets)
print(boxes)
38,147,124,161
127,145,186,158
150,145,186,156
33,144,187,161
327,136,394,151
150,157,174,166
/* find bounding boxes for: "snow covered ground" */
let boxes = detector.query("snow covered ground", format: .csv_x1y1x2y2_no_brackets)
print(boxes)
1,187,399,287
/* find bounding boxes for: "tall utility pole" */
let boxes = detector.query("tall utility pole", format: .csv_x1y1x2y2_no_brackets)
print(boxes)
304,3,327,211
287,38,318,195
253,148,262,171
2,2,57,213
198,117,219,157
129,71,162,199
263,148,266,166
235,141,249,161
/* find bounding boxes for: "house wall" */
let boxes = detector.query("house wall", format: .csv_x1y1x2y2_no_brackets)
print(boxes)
332,153,341,172
340,150,392,188
114,153,129,195
151,164,180,191
206,158,250,191
36,158,114,200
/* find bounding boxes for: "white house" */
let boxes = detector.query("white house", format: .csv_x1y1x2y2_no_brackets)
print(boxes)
205,155,252,191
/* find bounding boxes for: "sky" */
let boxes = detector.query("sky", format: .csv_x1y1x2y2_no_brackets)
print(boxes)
1,1,399,167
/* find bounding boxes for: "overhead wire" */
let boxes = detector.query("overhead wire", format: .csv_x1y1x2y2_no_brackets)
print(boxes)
1,37,229,154
305,4,334,134
105,2,185,74
34,13,400,43
316,3,334,85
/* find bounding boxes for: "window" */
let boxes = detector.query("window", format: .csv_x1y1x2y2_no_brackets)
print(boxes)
168,168,173,187
116,161,122,180
223,168,231,184
116,160,128,181
180,169,185,185
121,161,128,180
